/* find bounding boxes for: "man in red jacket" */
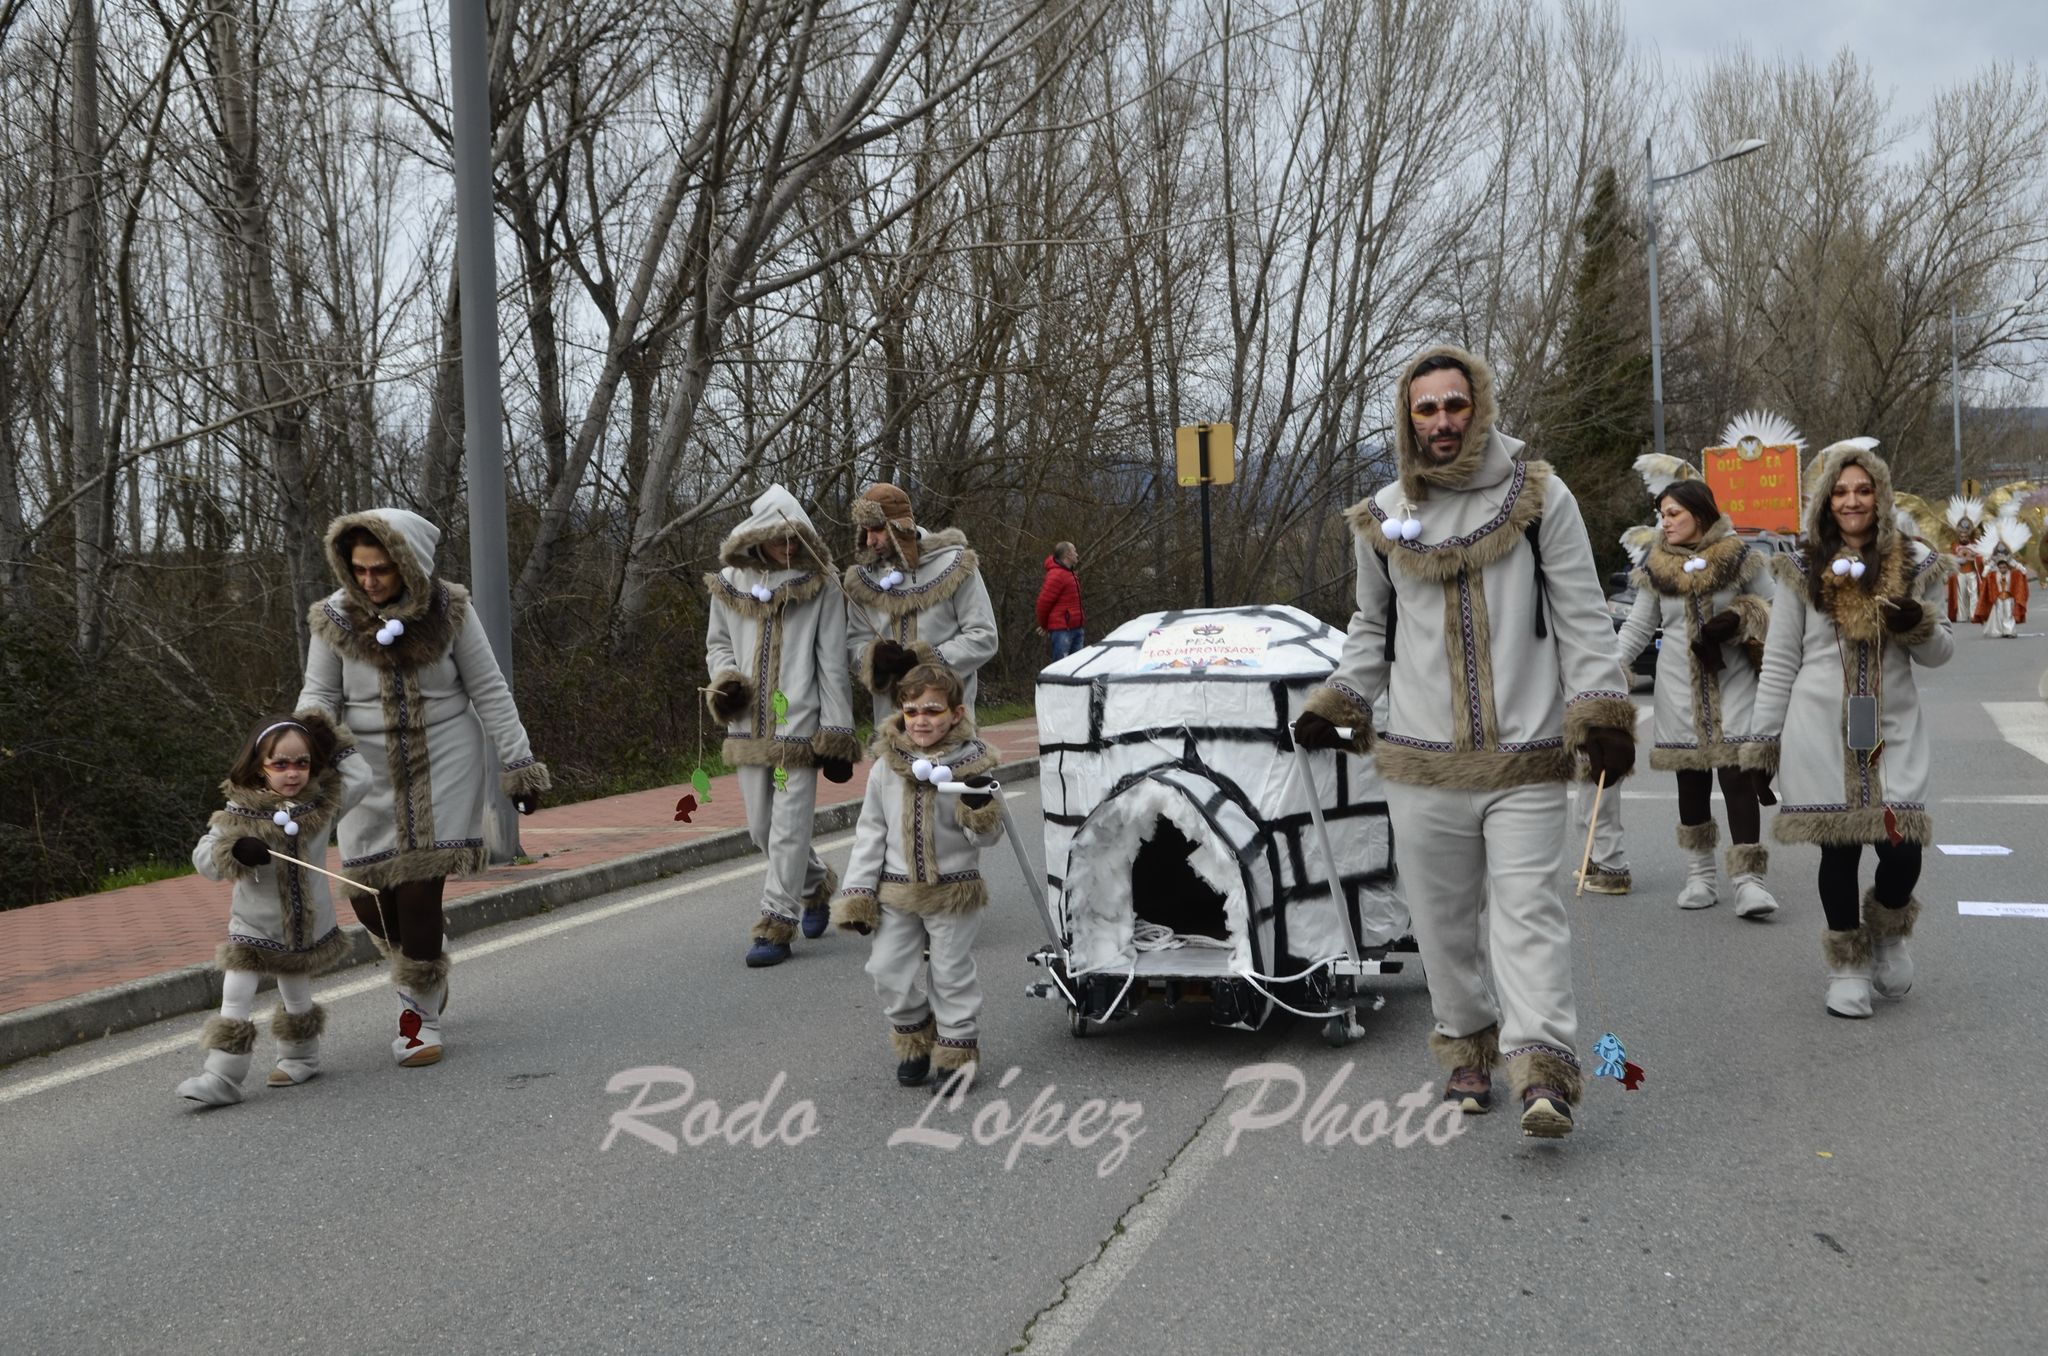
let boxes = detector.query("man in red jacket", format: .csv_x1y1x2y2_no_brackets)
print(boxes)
1035,541,1086,659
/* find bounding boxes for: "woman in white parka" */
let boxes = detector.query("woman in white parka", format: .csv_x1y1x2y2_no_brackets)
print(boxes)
1612,477,1779,917
296,508,550,1065
1746,442,1953,1019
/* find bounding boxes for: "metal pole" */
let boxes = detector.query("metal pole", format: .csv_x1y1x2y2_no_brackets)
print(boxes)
1950,302,1964,496
1645,136,1668,460
1198,426,1215,608
450,0,521,860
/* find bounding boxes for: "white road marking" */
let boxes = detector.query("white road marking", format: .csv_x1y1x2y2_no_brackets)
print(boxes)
0,833,855,1105
1984,701,2048,769
1958,901,2048,919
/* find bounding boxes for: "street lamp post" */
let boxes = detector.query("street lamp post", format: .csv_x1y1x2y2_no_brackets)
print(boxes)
1949,298,2028,495
1645,136,1768,458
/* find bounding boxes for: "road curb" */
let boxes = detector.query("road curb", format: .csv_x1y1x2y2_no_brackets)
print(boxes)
0,756,1042,1070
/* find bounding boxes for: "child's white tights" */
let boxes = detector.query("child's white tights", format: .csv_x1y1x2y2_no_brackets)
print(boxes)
218,971,313,1020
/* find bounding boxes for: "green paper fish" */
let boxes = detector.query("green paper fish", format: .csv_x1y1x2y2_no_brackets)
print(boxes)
691,767,712,804
773,766,789,792
771,690,789,724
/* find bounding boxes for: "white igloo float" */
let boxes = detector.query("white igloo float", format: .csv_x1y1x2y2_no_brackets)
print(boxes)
1027,605,1412,1042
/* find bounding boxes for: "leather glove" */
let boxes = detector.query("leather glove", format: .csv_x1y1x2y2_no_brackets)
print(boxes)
959,774,995,809
1751,766,1777,807
1883,597,1924,634
1689,634,1727,673
513,790,542,815
1291,712,1344,751
231,837,272,867
869,639,917,690
1699,610,1742,644
819,757,853,784
707,675,749,722
1581,726,1636,784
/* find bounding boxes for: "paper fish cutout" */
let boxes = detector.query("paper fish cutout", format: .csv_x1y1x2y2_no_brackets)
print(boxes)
398,1009,424,1050
1621,1061,1646,1091
1883,806,1903,847
691,767,712,804
673,794,699,823
771,690,789,724
773,766,788,792
1592,1033,1627,1080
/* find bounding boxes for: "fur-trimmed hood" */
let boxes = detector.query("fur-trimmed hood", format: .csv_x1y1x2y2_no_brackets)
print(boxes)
1802,441,1902,570
209,710,356,879
323,508,443,623
1392,343,1514,502
844,527,978,614
873,714,1000,781
718,484,834,574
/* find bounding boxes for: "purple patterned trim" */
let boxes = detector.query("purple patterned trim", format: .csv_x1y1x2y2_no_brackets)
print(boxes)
1369,462,1530,553
334,745,358,762
322,599,354,632
1498,737,1564,753
226,925,343,956
879,869,984,885
911,781,929,879
1328,680,1372,712
893,1019,934,1035
753,621,774,734
342,837,482,870
503,755,536,771
1381,732,1454,752
935,1036,979,1050
1503,1043,1581,1069
1568,689,1631,706
820,725,854,736
1455,573,1484,744
859,554,967,598
1782,801,1924,814
717,572,817,605
839,886,878,899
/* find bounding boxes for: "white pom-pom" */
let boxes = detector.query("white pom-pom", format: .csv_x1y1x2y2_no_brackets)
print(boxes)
384,618,404,638
273,810,291,827
283,821,300,836
928,764,954,786
1831,558,1852,577
1684,557,1707,573
376,625,397,645
1400,518,1424,541
1850,560,1866,579
878,570,904,590
911,758,933,781
751,583,773,602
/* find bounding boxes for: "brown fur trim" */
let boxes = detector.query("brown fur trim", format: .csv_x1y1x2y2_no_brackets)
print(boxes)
1428,1023,1501,1071
1768,553,1806,593
1728,593,1772,671
1821,926,1872,969
859,636,941,694
1640,517,1750,596
211,764,348,883
702,569,827,621
719,515,835,574
1374,742,1574,790
1648,744,1741,772
344,842,488,891
501,759,552,798
199,1015,259,1055
1896,551,1951,646
216,930,350,978
705,667,754,723
1725,843,1769,877
270,1003,327,1043
830,891,881,934
1353,461,1553,583
932,1042,980,1073
306,580,469,671
843,543,979,614
878,877,988,916
1862,889,1920,939
955,795,1004,837
322,510,436,616
1818,543,1906,644
810,728,863,765
752,912,798,944
1301,685,1374,756
804,866,840,912
722,735,820,770
1504,1046,1583,1104
1565,694,1637,749
1676,820,1720,851
1393,343,1501,501
1774,806,1933,847
389,952,450,993
1581,866,1632,892
890,1017,936,1061
1739,739,1780,772
875,718,1000,780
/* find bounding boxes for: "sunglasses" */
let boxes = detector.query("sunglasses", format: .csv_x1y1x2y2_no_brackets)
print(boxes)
264,757,313,772
902,703,955,717
1410,393,1474,419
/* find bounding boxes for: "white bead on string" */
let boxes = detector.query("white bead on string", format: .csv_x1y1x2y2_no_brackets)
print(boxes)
271,808,300,837
375,617,406,646
911,758,953,785
877,569,905,590
751,583,774,602
1683,557,1708,574
1392,504,1424,541
1831,556,1867,580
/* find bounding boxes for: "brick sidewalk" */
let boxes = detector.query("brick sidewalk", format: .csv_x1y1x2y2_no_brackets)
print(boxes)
0,717,1041,1018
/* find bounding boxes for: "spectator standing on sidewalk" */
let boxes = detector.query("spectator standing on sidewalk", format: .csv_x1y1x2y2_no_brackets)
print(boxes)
1036,541,1086,661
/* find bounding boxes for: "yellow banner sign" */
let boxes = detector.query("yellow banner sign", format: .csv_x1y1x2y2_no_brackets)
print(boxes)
1703,441,1801,533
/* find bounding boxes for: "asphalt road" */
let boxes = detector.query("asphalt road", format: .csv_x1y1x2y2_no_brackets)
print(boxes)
3,630,2045,1356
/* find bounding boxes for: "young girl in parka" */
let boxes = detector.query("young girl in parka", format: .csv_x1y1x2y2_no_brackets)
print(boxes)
829,663,1004,1087
178,711,366,1106
1612,476,1780,917
1746,440,1953,1019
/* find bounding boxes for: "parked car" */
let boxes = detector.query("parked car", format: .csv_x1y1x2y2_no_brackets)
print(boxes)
1606,571,1657,685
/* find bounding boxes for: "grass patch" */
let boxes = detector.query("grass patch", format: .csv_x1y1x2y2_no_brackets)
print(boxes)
975,699,1036,729
97,860,194,892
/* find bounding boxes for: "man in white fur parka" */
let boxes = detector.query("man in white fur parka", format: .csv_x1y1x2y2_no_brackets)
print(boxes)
1295,344,1638,1141
843,481,1000,727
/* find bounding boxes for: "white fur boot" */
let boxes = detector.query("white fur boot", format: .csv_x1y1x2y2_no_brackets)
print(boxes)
1676,821,1719,910
391,954,450,1067
1822,928,1874,1019
176,1017,256,1106
1865,891,1920,999
268,1002,326,1086
1726,844,1778,919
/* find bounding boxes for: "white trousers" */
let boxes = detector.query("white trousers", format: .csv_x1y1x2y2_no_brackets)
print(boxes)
737,765,828,921
1387,780,1578,1060
1982,598,2016,638
1956,572,1978,623
866,904,984,1045
1575,776,1627,870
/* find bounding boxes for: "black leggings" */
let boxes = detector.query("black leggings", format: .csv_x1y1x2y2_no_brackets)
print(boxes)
349,878,448,961
1817,842,1922,931
1676,766,1760,844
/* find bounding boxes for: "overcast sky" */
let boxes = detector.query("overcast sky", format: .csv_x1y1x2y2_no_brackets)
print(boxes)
1617,0,2047,124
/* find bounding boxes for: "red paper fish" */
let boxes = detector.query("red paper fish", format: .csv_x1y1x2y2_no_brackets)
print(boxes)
1882,807,1902,847
399,1009,424,1050
1621,1060,1646,1091
674,793,699,824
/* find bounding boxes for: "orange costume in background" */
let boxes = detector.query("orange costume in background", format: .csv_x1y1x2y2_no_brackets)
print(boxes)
1946,546,1982,622
1974,557,2029,635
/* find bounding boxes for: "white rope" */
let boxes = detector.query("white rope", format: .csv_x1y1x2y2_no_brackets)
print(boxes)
1130,921,1232,952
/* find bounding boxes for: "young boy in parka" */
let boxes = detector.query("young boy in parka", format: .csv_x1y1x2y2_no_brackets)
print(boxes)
704,485,863,967
829,662,1004,1087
